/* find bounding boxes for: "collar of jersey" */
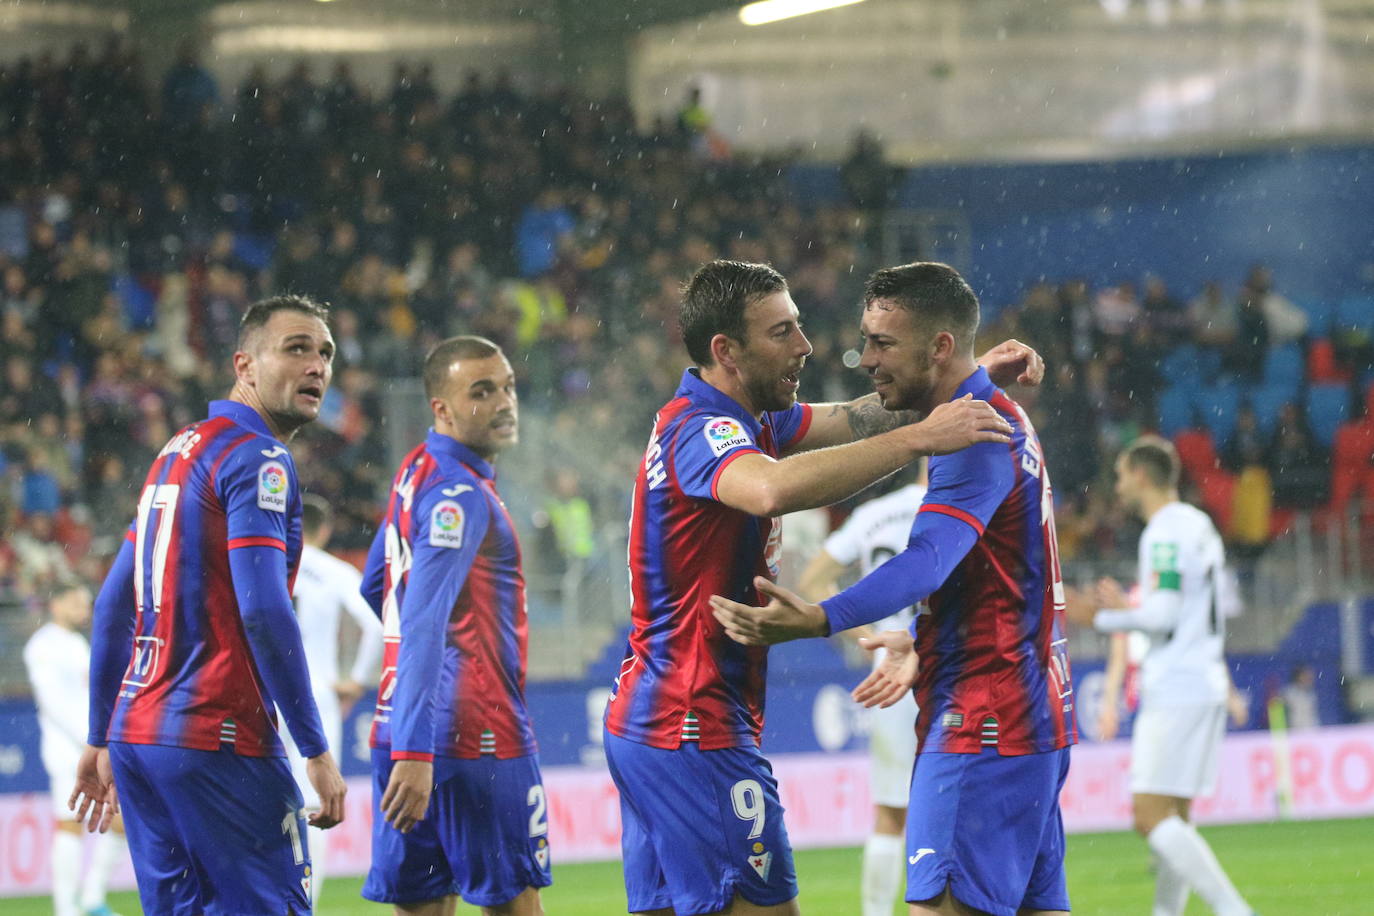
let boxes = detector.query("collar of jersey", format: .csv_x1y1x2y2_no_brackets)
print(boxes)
208,399,278,441
676,368,763,435
425,429,495,480
949,365,995,402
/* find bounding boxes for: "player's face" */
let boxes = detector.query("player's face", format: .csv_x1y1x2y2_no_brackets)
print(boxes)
240,311,335,433
434,354,519,459
858,301,936,412
52,587,92,629
735,290,812,413
1113,454,1142,512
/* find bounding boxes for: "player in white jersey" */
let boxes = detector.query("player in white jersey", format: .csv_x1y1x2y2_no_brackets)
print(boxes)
798,463,926,916
1068,436,1254,916
23,581,126,916
281,495,384,906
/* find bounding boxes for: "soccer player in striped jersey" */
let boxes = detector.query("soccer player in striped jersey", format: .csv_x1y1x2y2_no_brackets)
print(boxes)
712,262,1076,916
72,296,347,916
1067,437,1256,916
605,259,1043,916
360,336,550,916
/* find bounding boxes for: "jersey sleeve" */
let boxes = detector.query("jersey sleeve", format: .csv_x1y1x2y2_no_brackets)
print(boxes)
822,508,865,566
1143,528,1183,593
388,480,492,761
672,412,765,501
917,439,1016,536
766,403,813,451
216,438,294,552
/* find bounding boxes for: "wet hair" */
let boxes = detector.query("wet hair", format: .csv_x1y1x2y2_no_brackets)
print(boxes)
1121,434,1180,489
680,260,788,366
423,335,502,399
301,494,333,537
864,262,980,353
237,294,330,351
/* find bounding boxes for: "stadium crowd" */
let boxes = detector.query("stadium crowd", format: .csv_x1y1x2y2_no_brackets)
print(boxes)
2,40,1372,621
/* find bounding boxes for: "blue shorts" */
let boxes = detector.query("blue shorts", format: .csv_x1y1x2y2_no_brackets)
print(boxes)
906,746,1071,916
108,741,311,916
604,730,798,916
362,751,552,907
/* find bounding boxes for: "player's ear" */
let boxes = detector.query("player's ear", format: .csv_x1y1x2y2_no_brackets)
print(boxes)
233,349,255,385
710,333,738,371
931,331,956,362
431,396,450,425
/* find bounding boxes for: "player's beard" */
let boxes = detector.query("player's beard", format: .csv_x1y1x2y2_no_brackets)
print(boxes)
742,366,798,413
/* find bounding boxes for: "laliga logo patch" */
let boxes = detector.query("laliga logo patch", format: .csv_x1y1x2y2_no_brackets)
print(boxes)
747,842,772,881
704,416,752,457
429,499,464,548
257,461,288,512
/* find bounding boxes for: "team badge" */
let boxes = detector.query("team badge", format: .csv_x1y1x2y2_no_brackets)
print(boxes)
534,836,549,869
257,461,288,512
704,416,752,457
747,843,773,881
430,499,464,548
301,865,312,899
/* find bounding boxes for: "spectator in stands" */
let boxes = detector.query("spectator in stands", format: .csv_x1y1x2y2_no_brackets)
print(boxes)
1245,264,1308,347
1226,286,1269,381
1188,280,1237,353
1268,403,1330,507
1140,274,1188,345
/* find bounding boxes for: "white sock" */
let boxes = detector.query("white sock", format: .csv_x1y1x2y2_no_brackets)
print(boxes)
308,825,328,907
79,829,126,910
51,829,82,916
1153,854,1190,916
1147,815,1251,916
861,833,905,916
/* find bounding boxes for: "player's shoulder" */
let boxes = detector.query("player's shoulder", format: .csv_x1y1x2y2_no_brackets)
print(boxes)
1153,501,1217,539
313,548,364,582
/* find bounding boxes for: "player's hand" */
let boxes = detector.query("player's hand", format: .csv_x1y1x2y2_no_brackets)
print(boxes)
305,751,347,829
381,758,434,834
334,679,365,717
1062,584,1099,627
1095,577,1129,611
1227,688,1250,727
710,578,829,646
979,339,1045,388
1097,702,1120,741
69,744,118,834
911,394,1012,455
851,630,919,708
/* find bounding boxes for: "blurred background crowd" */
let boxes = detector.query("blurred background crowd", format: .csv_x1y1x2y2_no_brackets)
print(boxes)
2,41,1372,651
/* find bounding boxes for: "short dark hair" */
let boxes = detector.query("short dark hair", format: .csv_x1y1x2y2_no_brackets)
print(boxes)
423,335,502,399
237,294,330,351
1121,435,1179,488
301,494,332,537
680,260,788,366
45,577,86,605
864,262,980,353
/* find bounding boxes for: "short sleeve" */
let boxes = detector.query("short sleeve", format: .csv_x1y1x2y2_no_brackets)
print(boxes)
822,510,864,566
765,403,813,452
672,413,765,501
217,439,293,552
917,440,1015,536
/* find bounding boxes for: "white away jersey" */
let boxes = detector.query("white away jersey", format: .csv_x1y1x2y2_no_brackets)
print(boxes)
1135,502,1230,706
823,483,927,637
24,623,91,767
292,544,384,693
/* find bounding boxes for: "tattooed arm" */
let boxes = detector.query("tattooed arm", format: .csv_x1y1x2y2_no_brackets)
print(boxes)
786,339,1044,454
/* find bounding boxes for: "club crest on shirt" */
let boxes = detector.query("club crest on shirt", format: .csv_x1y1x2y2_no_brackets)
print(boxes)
704,416,752,456
257,460,289,512
430,499,464,548
747,845,772,880
534,836,549,869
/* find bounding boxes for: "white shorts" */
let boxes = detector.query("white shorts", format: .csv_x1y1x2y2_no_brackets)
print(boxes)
283,687,343,809
868,693,918,809
1130,702,1226,799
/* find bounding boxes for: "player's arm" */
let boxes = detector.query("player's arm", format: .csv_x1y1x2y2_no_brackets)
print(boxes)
787,339,1044,453
383,488,489,833
711,442,1011,643
71,535,138,832
797,548,846,604
1097,632,1127,740
341,570,385,688
716,394,1011,517
359,521,386,619
1088,566,1183,634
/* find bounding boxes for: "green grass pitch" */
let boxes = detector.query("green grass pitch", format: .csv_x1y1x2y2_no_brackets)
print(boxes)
8,818,1369,914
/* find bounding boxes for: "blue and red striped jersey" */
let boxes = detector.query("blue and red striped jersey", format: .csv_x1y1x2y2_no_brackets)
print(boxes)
912,368,1077,755
364,430,535,761
105,400,303,756
605,369,812,750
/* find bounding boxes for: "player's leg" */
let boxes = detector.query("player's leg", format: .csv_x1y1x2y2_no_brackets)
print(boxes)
50,818,83,916
603,731,799,916
865,693,917,916
361,749,460,913
430,755,551,916
79,815,128,916
863,806,908,916
106,742,205,915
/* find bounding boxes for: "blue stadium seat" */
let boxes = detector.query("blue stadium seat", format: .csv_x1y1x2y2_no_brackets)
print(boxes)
1193,381,1242,446
1159,344,1204,387
1157,385,1195,437
1297,300,1336,337
1335,296,1374,333
1261,343,1305,397
1305,383,1351,447
1248,384,1297,437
